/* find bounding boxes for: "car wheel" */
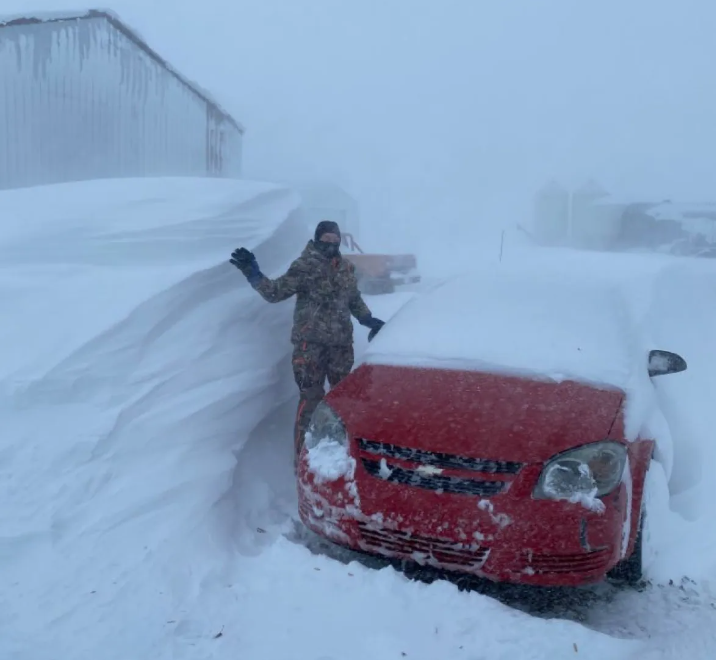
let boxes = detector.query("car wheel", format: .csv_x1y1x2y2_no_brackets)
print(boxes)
607,509,645,586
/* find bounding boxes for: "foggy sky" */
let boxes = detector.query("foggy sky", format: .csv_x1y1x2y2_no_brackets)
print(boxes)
4,0,715,246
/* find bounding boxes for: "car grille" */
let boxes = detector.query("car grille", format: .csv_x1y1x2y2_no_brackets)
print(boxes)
357,521,489,568
357,438,522,497
358,439,523,474
522,549,611,575
361,458,506,496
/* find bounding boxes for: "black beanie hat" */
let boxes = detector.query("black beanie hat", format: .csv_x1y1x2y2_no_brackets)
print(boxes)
314,220,341,242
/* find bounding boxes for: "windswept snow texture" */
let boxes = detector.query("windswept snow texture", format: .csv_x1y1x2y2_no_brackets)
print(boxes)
364,265,637,388
0,178,305,658
1,183,716,660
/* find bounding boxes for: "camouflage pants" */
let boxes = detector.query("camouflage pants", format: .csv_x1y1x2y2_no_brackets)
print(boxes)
292,341,354,457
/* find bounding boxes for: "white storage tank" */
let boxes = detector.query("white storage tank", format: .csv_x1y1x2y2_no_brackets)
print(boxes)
532,180,570,245
570,180,624,250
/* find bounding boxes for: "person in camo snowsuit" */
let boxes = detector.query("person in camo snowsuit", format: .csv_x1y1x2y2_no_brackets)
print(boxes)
230,220,385,458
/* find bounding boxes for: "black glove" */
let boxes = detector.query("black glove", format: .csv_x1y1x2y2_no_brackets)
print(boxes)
359,316,385,342
230,247,261,279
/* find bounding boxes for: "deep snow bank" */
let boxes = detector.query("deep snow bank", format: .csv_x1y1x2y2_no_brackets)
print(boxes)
0,177,302,379
638,261,716,584
0,177,308,658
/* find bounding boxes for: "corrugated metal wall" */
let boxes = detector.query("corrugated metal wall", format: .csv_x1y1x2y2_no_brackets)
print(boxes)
0,13,243,190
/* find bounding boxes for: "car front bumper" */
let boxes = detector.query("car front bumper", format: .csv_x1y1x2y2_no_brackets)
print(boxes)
297,452,630,587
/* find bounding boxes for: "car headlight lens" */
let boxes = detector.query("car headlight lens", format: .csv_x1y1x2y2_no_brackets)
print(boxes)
534,441,627,501
304,401,348,450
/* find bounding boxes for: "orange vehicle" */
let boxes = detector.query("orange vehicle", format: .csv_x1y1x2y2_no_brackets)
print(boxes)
341,233,420,295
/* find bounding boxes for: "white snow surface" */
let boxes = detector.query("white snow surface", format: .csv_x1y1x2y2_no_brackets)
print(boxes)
1,181,716,659
365,265,637,388
306,436,356,483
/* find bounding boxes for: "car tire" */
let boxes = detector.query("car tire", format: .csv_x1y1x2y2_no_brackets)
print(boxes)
607,509,645,586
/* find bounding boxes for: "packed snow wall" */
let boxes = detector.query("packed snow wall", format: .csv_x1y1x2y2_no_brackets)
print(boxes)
0,176,308,657
0,11,243,190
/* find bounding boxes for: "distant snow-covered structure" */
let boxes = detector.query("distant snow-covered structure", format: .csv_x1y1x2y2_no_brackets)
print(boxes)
533,179,716,253
0,10,244,190
645,202,716,243
532,179,624,250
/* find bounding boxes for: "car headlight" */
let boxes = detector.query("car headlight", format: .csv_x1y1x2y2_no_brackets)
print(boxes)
533,441,627,501
304,401,348,450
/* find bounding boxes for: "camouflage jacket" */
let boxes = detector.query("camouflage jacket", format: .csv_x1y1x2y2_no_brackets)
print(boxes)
252,240,373,346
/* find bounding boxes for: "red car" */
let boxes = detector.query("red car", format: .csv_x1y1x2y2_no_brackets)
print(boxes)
296,271,687,587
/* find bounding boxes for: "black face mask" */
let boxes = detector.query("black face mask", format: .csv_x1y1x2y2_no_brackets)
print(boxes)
315,240,340,258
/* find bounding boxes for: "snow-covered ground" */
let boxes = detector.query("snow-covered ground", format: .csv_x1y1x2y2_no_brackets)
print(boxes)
2,179,716,659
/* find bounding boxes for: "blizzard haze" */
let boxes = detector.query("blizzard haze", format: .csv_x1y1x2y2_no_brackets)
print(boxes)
4,0,716,260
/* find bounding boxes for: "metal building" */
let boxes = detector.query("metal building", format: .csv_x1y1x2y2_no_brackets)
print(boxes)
0,9,244,190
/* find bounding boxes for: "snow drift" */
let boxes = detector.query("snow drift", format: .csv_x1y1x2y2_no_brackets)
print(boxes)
0,177,307,657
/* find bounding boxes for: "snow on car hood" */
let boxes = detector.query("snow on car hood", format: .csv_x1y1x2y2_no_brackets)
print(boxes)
364,265,639,390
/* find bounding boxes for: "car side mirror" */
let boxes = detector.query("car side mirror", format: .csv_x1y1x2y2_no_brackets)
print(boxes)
648,349,687,377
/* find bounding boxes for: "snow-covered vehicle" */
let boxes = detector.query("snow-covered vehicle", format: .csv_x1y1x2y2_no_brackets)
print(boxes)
297,267,687,587
660,235,716,258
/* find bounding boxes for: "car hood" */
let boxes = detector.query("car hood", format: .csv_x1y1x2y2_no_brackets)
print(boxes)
326,364,625,464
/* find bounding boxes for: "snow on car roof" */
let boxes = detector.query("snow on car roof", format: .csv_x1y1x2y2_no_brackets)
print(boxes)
364,262,642,391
